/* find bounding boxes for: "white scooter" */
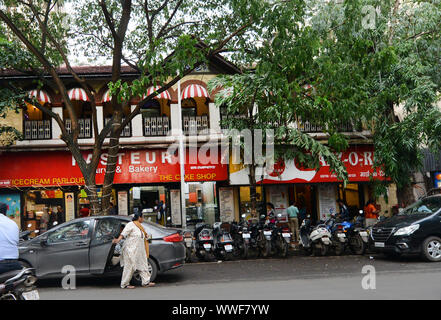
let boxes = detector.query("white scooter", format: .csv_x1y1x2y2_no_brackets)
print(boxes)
309,223,332,256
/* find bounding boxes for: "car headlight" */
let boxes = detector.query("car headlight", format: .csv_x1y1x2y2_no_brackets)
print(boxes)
394,224,420,236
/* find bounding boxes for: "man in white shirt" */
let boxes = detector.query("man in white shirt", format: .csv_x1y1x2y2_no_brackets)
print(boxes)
0,202,22,274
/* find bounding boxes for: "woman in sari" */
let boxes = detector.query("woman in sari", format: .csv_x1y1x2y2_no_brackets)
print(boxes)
112,213,156,289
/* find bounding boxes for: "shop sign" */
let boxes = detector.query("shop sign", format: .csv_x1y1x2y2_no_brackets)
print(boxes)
117,191,128,216
229,145,386,185
318,185,337,221
0,148,228,188
65,193,75,222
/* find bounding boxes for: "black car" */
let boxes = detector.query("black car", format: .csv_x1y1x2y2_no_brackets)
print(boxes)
18,216,186,284
370,195,441,261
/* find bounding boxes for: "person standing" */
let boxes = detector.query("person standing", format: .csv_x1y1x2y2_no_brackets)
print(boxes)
365,200,380,227
39,208,49,234
287,202,300,242
56,206,65,224
79,205,90,218
0,202,21,275
337,199,350,221
112,213,155,289
109,202,117,215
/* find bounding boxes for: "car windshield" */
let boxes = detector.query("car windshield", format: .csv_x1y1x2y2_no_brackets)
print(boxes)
399,197,441,216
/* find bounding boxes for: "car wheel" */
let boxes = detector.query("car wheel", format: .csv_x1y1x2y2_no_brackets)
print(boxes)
421,236,441,262
131,257,158,286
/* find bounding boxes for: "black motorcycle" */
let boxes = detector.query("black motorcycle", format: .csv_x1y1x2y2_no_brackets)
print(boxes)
194,223,215,261
212,222,234,261
0,268,39,300
299,215,313,255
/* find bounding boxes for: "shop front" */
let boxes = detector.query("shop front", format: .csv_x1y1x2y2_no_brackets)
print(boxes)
0,147,228,229
226,145,388,224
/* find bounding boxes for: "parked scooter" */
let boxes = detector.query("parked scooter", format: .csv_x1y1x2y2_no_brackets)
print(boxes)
272,214,291,258
194,223,215,261
230,215,252,259
0,268,39,300
257,214,273,258
310,222,333,256
212,222,234,261
299,215,313,255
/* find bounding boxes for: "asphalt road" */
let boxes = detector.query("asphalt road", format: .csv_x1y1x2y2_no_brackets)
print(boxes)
37,253,441,300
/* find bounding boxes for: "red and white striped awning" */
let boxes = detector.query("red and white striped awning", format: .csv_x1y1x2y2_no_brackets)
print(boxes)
142,86,171,100
102,89,112,102
67,88,90,102
28,89,51,104
181,84,209,100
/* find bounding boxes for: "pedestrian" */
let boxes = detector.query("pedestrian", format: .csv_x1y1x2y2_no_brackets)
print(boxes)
39,208,49,234
109,202,117,215
112,212,155,289
0,202,22,275
364,200,380,227
266,203,276,224
287,201,300,242
56,205,65,224
337,199,350,221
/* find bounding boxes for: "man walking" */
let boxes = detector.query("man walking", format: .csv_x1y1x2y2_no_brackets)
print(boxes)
0,202,21,275
287,201,300,242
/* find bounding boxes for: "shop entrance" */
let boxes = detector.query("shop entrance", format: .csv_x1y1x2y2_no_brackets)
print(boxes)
289,185,317,224
129,186,168,225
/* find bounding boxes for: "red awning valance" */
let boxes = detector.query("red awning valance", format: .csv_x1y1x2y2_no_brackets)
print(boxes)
68,88,90,102
28,89,51,104
142,86,171,100
181,84,209,100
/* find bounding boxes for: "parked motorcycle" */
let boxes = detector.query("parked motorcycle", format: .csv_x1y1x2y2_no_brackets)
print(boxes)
194,223,215,261
183,230,194,263
212,222,234,261
272,214,291,258
0,268,39,300
332,212,368,255
230,216,252,259
257,215,273,258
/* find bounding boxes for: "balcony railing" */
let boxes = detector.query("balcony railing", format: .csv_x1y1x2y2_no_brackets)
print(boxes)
183,115,209,135
23,120,51,140
65,118,92,139
143,116,170,136
104,118,131,137
298,121,362,133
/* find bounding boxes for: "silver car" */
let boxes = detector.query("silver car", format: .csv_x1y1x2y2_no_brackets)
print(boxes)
18,216,186,284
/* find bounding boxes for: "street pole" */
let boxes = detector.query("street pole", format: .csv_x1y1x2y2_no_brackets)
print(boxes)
177,75,187,228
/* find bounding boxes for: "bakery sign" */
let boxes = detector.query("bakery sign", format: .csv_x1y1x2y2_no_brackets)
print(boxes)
229,145,387,185
0,148,228,188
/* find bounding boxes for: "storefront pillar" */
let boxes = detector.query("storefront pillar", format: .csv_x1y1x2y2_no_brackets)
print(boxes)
131,105,143,137
208,102,221,134
52,106,63,139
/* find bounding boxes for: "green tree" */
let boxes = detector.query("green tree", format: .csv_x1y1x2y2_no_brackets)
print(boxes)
0,0,264,215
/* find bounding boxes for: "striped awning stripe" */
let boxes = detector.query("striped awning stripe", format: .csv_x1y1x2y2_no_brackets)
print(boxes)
181,84,209,100
28,89,51,104
102,89,112,102
142,86,171,100
67,88,90,102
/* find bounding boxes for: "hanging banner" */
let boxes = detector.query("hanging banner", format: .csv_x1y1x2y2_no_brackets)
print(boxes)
268,186,289,222
0,148,228,188
117,191,128,216
219,187,235,222
170,190,182,226
229,145,387,185
65,192,75,222
318,185,337,221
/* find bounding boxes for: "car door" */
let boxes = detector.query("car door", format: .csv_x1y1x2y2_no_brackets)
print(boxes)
89,217,123,274
36,219,93,278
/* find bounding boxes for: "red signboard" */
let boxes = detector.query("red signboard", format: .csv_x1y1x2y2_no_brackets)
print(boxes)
229,145,387,185
0,148,228,188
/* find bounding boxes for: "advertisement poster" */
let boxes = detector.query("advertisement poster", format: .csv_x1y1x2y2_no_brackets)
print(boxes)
118,191,128,215
318,185,337,221
0,193,20,218
170,190,182,225
219,187,235,222
268,186,288,222
65,192,75,221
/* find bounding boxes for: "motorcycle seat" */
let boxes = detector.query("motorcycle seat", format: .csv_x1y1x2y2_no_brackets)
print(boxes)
0,269,22,283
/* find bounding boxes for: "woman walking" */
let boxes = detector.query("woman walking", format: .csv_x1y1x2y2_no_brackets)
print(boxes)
113,213,156,289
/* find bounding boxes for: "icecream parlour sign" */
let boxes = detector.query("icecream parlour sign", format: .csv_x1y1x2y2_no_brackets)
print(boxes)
0,149,228,188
